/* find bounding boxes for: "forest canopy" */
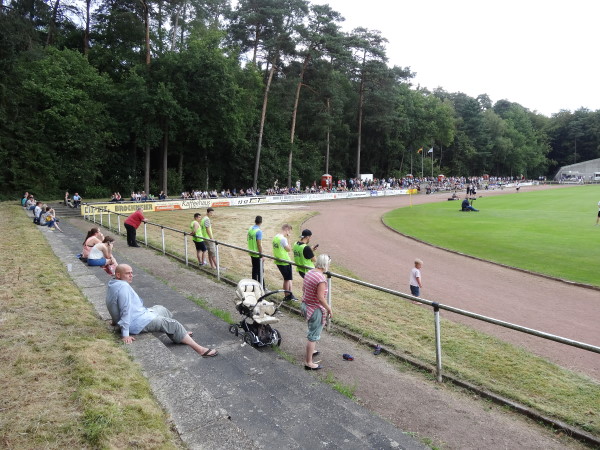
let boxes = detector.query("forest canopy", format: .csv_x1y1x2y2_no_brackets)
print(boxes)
1,0,599,199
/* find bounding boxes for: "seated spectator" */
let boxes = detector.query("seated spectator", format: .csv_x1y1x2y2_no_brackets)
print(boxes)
22,192,29,207
81,227,104,262
106,264,218,357
33,201,43,224
26,196,36,210
72,192,82,208
41,206,63,232
88,236,118,275
461,197,479,212
159,191,166,200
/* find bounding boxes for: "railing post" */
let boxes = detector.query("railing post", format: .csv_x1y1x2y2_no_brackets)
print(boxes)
93,209,96,224
215,242,221,281
117,215,121,235
108,211,111,231
259,256,264,288
184,233,189,266
433,302,443,382
161,227,165,254
326,272,332,331
100,209,103,227
143,222,148,246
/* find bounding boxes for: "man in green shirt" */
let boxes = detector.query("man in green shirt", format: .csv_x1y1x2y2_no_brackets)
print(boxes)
247,215,264,283
201,208,217,269
293,229,318,279
272,224,297,301
190,213,206,266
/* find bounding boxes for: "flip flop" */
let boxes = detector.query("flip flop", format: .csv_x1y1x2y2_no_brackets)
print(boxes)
201,349,218,357
313,351,320,357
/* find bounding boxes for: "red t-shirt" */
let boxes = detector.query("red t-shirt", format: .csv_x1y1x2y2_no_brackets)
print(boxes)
124,210,145,228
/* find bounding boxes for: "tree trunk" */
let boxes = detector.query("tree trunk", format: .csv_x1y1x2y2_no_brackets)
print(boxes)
171,2,183,51
144,143,150,194
253,60,276,191
288,55,310,187
46,0,60,46
162,124,169,195
325,98,331,175
83,0,91,55
356,76,364,178
141,0,151,65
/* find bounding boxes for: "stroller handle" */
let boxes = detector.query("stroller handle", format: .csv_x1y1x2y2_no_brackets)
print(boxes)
257,289,293,313
257,289,292,303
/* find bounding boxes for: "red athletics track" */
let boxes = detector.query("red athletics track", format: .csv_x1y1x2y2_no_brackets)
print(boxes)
303,184,600,380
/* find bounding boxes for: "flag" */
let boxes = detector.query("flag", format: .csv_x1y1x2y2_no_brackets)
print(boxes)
428,147,433,154
417,147,423,154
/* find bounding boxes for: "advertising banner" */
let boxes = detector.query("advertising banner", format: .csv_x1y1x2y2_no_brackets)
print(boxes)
82,189,412,215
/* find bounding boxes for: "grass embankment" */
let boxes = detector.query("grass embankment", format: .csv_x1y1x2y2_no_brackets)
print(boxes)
0,204,182,448
384,185,600,286
100,203,600,436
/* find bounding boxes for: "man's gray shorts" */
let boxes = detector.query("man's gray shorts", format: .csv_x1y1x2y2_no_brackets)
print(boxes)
142,305,187,343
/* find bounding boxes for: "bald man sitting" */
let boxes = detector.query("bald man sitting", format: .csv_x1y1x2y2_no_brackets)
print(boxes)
106,264,218,357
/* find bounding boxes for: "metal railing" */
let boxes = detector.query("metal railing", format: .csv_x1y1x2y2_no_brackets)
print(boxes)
84,205,600,383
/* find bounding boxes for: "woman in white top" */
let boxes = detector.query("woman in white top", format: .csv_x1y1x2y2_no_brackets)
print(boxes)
81,228,104,261
88,236,118,275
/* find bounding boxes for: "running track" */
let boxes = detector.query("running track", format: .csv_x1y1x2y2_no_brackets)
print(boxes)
304,184,600,380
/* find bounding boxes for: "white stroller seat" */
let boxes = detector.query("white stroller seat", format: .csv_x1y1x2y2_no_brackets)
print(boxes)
252,300,279,325
235,279,264,308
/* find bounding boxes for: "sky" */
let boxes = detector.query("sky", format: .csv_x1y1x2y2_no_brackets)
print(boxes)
311,0,599,117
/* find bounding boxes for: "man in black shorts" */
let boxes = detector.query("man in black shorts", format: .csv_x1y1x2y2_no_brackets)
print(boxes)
190,212,207,266
272,224,297,301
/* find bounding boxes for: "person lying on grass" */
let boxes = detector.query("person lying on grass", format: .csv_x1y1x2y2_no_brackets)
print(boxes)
105,264,218,357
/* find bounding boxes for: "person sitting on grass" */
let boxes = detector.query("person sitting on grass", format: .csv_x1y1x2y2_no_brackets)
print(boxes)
88,235,118,275
461,197,479,212
106,264,218,357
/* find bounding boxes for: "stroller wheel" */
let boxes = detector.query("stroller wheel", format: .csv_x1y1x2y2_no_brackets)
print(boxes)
228,324,239,336
244,331,256,346
273,329,282,347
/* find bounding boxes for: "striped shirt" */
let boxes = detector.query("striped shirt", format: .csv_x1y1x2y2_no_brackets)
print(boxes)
302,269,328,324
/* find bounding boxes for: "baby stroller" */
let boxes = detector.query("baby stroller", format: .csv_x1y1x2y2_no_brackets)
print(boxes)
229,279,290,347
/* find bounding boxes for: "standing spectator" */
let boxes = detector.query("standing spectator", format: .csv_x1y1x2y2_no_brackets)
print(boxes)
596,200,600,225
272,224,297,300
190,213,207,266
106,264,218,357
124,207,146,247
247,215,264,283
302,254,333,371
409,259,423,297
72,192,82,208
201,208,217,269
293,229,317,278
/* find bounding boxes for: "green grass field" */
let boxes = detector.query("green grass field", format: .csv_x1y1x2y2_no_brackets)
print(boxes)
383,185,600,286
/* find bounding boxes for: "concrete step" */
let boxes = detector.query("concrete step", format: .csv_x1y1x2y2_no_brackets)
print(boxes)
50,203,81,217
